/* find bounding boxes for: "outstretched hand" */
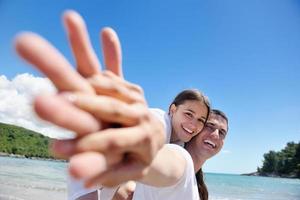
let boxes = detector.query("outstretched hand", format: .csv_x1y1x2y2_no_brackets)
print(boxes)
14,10,165,187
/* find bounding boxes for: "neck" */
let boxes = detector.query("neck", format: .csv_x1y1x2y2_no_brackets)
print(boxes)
170,129,179,143
186,144,208,172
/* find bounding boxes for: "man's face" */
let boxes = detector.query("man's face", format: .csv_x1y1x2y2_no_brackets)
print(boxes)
194,112,228,158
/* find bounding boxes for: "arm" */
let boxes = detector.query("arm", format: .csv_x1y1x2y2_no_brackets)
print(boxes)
15,10,165,187
139,144,186,187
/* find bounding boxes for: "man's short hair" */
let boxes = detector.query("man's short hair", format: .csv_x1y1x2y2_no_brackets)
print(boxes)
210,109,228,124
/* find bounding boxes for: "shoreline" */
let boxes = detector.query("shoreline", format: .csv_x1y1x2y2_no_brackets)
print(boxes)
241,171,299,179
0,152,67,163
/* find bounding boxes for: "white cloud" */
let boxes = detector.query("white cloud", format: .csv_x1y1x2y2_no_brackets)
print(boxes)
0,73,74,139
221,150,231,154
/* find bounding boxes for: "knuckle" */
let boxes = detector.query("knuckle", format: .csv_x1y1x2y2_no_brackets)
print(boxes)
130,84,144,95
75,140,88,153
129,91,146,104
134,104,150,121
107,81,121,95
107,137,121,150
102,70,115,77
141,130,152,146
109,101,123,119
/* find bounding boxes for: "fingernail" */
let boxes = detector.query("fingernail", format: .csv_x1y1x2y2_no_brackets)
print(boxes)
60,92,77,103
53,140,74,155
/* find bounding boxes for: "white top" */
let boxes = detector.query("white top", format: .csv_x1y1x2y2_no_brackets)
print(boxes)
68,176,96,200
67,108,183,200
67,177,117,200
149,108,184,147
132,144,199,200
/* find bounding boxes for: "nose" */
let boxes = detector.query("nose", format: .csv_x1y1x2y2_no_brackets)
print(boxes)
210,129,220,139
188,122,197,131
188,118,202,133
185,119,197,132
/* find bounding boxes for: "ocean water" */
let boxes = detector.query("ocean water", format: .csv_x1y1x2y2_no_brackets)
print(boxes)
205,173,300,200
0,156,67,200
0,156,299,200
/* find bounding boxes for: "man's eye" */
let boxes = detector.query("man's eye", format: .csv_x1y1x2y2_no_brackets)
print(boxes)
185,113,193,117
206,124,214,130
220,131,226,137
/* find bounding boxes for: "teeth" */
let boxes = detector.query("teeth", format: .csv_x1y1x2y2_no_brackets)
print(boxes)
204,140,216,148
183,127,194,134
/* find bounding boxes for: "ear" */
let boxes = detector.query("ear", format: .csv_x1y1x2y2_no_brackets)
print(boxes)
169,104,177,116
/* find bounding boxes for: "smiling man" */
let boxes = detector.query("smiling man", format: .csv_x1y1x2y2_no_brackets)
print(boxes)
186,109,228,173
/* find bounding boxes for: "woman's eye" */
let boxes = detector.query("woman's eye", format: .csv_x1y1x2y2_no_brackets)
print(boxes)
198,119,205,124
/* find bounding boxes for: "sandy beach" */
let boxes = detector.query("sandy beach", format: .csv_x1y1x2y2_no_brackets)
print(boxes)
0,182,66,200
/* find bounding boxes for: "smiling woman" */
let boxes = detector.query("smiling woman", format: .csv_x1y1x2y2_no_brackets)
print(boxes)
168,89,211,145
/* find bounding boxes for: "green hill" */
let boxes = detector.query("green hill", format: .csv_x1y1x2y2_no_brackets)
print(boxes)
0,122,53,159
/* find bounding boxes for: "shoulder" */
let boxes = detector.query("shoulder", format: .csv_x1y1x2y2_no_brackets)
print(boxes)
149,108,172,144
133,144,199,200
166,144,194,177
149,108,166,118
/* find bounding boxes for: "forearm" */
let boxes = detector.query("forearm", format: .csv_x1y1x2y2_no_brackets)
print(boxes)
139,145,186,187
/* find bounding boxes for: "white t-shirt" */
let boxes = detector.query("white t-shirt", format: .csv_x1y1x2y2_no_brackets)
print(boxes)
149,108,184,147
67,108,183,200
68,177,117,200
132,144,199,200
68,177,94,200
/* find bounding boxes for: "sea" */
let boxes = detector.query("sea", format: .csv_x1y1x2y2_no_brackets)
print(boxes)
0,156,299,200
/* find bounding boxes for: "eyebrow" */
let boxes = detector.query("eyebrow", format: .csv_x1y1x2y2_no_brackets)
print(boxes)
207,122,227,134
186,109,207,120
186,109,195,114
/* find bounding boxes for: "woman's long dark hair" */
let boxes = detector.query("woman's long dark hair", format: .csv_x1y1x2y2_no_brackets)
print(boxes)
195,168,208,200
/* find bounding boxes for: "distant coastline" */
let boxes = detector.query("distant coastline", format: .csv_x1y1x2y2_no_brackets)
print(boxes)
0,152,66,162
241,171,299,179
242,141,300,179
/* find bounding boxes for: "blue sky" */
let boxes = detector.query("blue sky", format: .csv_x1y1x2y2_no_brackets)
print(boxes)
0,0,299,174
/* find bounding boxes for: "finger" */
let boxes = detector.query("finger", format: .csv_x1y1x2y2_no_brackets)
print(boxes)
88,73,145,104
101,27,123,78
51,139,76,159
14,32,94,93
102,71,144,96
68,151,122,180
34,94,101,135
60,92,145,126
73,125,154,165
63,10,101,77
15,32,93,93
85,160,147,188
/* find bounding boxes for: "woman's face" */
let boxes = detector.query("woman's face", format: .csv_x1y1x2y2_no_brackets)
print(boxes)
193,112,228,159
170,100,208,143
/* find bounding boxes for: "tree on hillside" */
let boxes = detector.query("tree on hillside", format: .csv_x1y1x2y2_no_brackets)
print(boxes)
259,141,300,178
277,142,298,174
261,150,278,174
294,142,300,178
